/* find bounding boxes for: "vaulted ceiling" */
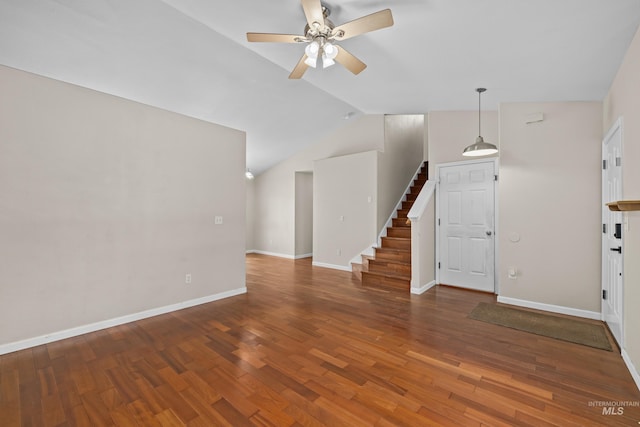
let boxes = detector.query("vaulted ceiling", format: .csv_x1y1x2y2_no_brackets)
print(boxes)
1,0,639,175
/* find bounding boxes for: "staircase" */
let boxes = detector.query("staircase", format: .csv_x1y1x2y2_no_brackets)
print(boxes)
352,162,428,291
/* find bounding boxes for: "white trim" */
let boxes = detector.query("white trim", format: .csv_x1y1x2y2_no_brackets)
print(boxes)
251,250,295,259
250,251,311,260
603,117,623,143
407,181,435,221
349,245,375,266
622,349,640,392
601,117,625,347
0,287,247,356
377,162,425,247
349,162,425,269
411,280,436,295
497,296,601,320
246,249,256,254
312,261,352,272
435,157,498,169
435,158,499,291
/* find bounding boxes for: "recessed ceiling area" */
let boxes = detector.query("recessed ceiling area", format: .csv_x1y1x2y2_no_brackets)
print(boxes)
1,0,639,174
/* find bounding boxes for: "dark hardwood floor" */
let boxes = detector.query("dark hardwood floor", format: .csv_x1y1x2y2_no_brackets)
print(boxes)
1,253,639,426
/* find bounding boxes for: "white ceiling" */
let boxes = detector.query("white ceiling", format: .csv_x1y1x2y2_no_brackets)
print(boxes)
1,0,639,175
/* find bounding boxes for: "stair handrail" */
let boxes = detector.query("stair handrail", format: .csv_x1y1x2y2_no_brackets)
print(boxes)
375,162,426,248
407,181,435,221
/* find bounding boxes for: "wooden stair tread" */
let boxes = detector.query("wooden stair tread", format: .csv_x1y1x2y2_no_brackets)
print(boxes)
375,246,410,254
369,259,411,267
363,269,410,279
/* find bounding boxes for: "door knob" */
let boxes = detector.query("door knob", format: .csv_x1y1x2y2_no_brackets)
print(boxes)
610,246,622,253
486,230,492,236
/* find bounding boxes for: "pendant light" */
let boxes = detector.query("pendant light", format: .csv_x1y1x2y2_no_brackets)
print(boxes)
462,88,498,157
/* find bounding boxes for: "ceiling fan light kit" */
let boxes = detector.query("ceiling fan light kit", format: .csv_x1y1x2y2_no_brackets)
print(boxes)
246,0,394,79
463,88,499,157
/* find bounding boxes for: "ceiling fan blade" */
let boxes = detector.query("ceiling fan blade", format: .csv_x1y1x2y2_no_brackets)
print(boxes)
289,55,310,79
247,33,305,43
335,46,367,75
332,9,394,41
301,0,325,29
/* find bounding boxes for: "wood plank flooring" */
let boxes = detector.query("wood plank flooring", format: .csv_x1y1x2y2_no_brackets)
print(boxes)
1,253,639,426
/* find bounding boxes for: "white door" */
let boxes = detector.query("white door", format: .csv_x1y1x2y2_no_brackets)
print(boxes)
438,160,495,292
602,119,624,347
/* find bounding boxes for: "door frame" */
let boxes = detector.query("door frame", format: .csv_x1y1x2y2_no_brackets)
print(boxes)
435,157,499,293
601,117,624,347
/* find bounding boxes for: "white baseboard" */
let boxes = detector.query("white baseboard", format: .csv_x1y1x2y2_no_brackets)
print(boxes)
0,287,247,356
248,251,311,260
251,250,295,259
245,249,256,254
349,244,376,266
312,261,352,272
411,280,436,295
496,296,601,320
622,349,640,392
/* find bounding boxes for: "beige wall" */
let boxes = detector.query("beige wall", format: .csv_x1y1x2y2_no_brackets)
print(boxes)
295,172,313,257
411,195,436,292
604,23,640,382
427,111,498,179
378,115,425,231
252,114,425,260
313,151,378,268
253,115,385,257
424,116,429,162
246,178,256,251
0,65,246,346
499,102,602,312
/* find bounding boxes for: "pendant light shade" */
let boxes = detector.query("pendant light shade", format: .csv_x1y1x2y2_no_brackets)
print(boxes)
463,88,498,157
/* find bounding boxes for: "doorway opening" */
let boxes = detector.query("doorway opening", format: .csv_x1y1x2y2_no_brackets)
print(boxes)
295,171,313,259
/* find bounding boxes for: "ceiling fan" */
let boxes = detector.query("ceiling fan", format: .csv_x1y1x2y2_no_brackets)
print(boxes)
246,0,394,79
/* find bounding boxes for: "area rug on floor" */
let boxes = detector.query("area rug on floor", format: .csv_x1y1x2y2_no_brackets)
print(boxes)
469,302,612,351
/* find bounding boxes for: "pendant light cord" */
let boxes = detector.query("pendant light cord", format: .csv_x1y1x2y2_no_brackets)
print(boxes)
478,89,481,137
476,87,486,137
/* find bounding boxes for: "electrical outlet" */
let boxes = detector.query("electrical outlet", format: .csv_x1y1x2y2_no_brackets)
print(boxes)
337,249,341,256
214,216,223,225
185,273,192,284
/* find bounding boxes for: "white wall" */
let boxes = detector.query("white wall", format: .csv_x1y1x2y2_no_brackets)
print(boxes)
604,23,640,386
410,185,436,293
427,111,498,179
253,115,385,258
313,151,378,269
295,172,313,257
0,65,246,347
498,102,603,312
378,115,425,231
